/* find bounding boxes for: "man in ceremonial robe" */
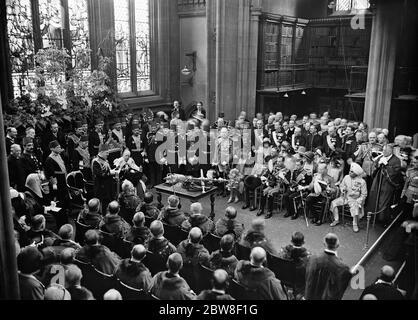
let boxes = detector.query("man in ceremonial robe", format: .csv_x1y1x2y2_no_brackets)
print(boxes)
305,234,352,300
89,119,105,158
367,144,403,225
44,140,69,207
67,121,85,172
126,123,146,167
92,143,117,213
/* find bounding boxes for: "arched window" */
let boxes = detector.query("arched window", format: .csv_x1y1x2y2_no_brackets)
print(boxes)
114,0,151,95
6,0,90,98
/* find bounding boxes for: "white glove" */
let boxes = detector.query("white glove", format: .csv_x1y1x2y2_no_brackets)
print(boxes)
379,157,388,166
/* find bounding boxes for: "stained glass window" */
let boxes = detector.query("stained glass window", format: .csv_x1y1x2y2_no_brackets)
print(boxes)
114,0,151,94
336,0,369,11
6,0,91,98
6,0,34,97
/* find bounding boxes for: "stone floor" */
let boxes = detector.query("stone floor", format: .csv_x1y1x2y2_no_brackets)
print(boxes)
153,188,385,268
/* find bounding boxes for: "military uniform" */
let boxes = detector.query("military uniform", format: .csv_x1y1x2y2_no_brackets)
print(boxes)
402,167,418,204
92,151,114,212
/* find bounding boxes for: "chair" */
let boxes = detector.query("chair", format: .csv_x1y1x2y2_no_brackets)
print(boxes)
75,220,94,245
120,239,134,259
115,280,149,300
235,242,252,261
142,250,166,276
202,233,221,254
179,262,198,292
228,279,259,300
197,263,214,292
267,253,296,289
98,230,123,257
272,185,286,213
162,223,188,246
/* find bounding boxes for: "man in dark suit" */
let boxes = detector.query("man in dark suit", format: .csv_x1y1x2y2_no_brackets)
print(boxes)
306,124,323,152
21,137,42,177
44,140,68,206
305,233,352,300
65,264,95,300
360,265,404,300
17,246,45,300
5,127,17,154
367,144,403,225
322,126,342,157
42,121,66,162
8,144,26,192
172,100,186,121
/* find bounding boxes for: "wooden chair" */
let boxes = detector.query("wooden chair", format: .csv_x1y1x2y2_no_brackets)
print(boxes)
115,280,149,300
98,230,123,257
142,250,166,276
197,263,214,292
162,223,188,246
75,220,94,245
179,262,198,292
228,279,259,300
202,233,221,254
120,239,134,259
267,253,296,289
235,242,252,261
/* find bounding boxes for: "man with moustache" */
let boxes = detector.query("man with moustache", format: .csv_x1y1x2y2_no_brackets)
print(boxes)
20,137,42,177
42,121,66,162
8,144,26,192
67,121,85,171
5,127,18,154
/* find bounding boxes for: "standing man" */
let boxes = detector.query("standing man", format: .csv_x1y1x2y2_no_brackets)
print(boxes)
42,121,66,162
20,137,42,177
305,233,352,300
172,100,186,121
356,132,383,190
291,127,306,151
306,124,323,152
89,118,105,158
92,144,117,213
44,140,69,206
8,144,26,192
126,123,146,167
67,121,85,171
367,144,403,225
5,127,18,154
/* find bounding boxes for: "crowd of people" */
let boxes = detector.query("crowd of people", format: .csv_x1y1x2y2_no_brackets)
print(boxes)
5,101,418,300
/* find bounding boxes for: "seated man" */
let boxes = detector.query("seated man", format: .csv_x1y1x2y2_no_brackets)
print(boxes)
234,247,288,300
177,227,210,268
299,163,336,226
158,195,187,227
75,229,121,275
99,201,131,238
330,162,367,232
114,244,152,291
53,224,82,250
118,179,142,224
147,220,177,264
17,246,45,300
181,203,215,236
240,219,278,255
214,206,244,241
360,266,404,300
137,192,160,221
125,212,151,246
150,253,196,300
196,269,234,300
65,264,95,300
208,234,238,277
78,198,103,228
26,214,59,249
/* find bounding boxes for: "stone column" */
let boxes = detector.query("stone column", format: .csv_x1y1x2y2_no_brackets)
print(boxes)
363,0,403,129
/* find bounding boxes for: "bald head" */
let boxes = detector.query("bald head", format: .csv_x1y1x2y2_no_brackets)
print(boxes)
88,198,101,212
85,229,100,245
65,264,82,287
225,206,237,219
133,212,145,227
150,220,164,237
380,265,395,283
168,195,179,208
212,269,229,291
251,218,265,233
45,284,71,300
189,227,203,244
60,248,75,265
190,202,203,215
250,247,267,266
58,224,73,240
362,294,378,300
104,289,122,300
167,253,183,274
108,201,120,215
324,233,339,251
131,244,147,262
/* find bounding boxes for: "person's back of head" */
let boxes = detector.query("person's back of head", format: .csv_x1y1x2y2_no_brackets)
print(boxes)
65,264,82,288
131,244,147,262
108,201,120,215
189,227,203,244
220,234,235,254
103,289,122,300
251,218,265,234
380,265,395,283
324,233,339,251
88,198,101,213
225,206,237,220
250,247,266,267
291,232,305,247
17,246,42,274
85,229,100,246
60,248,75,265
190,202,203,215
150,220,164,238
168,195,180,209
212,269,229,291
362,294,378,300
45,284,71,300
144,192,154,204
133,212,145,227
58,224,73,240
32,214,46,231
167,253,183,274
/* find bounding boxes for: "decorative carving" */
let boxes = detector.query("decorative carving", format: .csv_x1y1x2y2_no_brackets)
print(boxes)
177,0,206,13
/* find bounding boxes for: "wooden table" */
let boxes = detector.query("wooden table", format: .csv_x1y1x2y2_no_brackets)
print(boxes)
154,184,218,220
